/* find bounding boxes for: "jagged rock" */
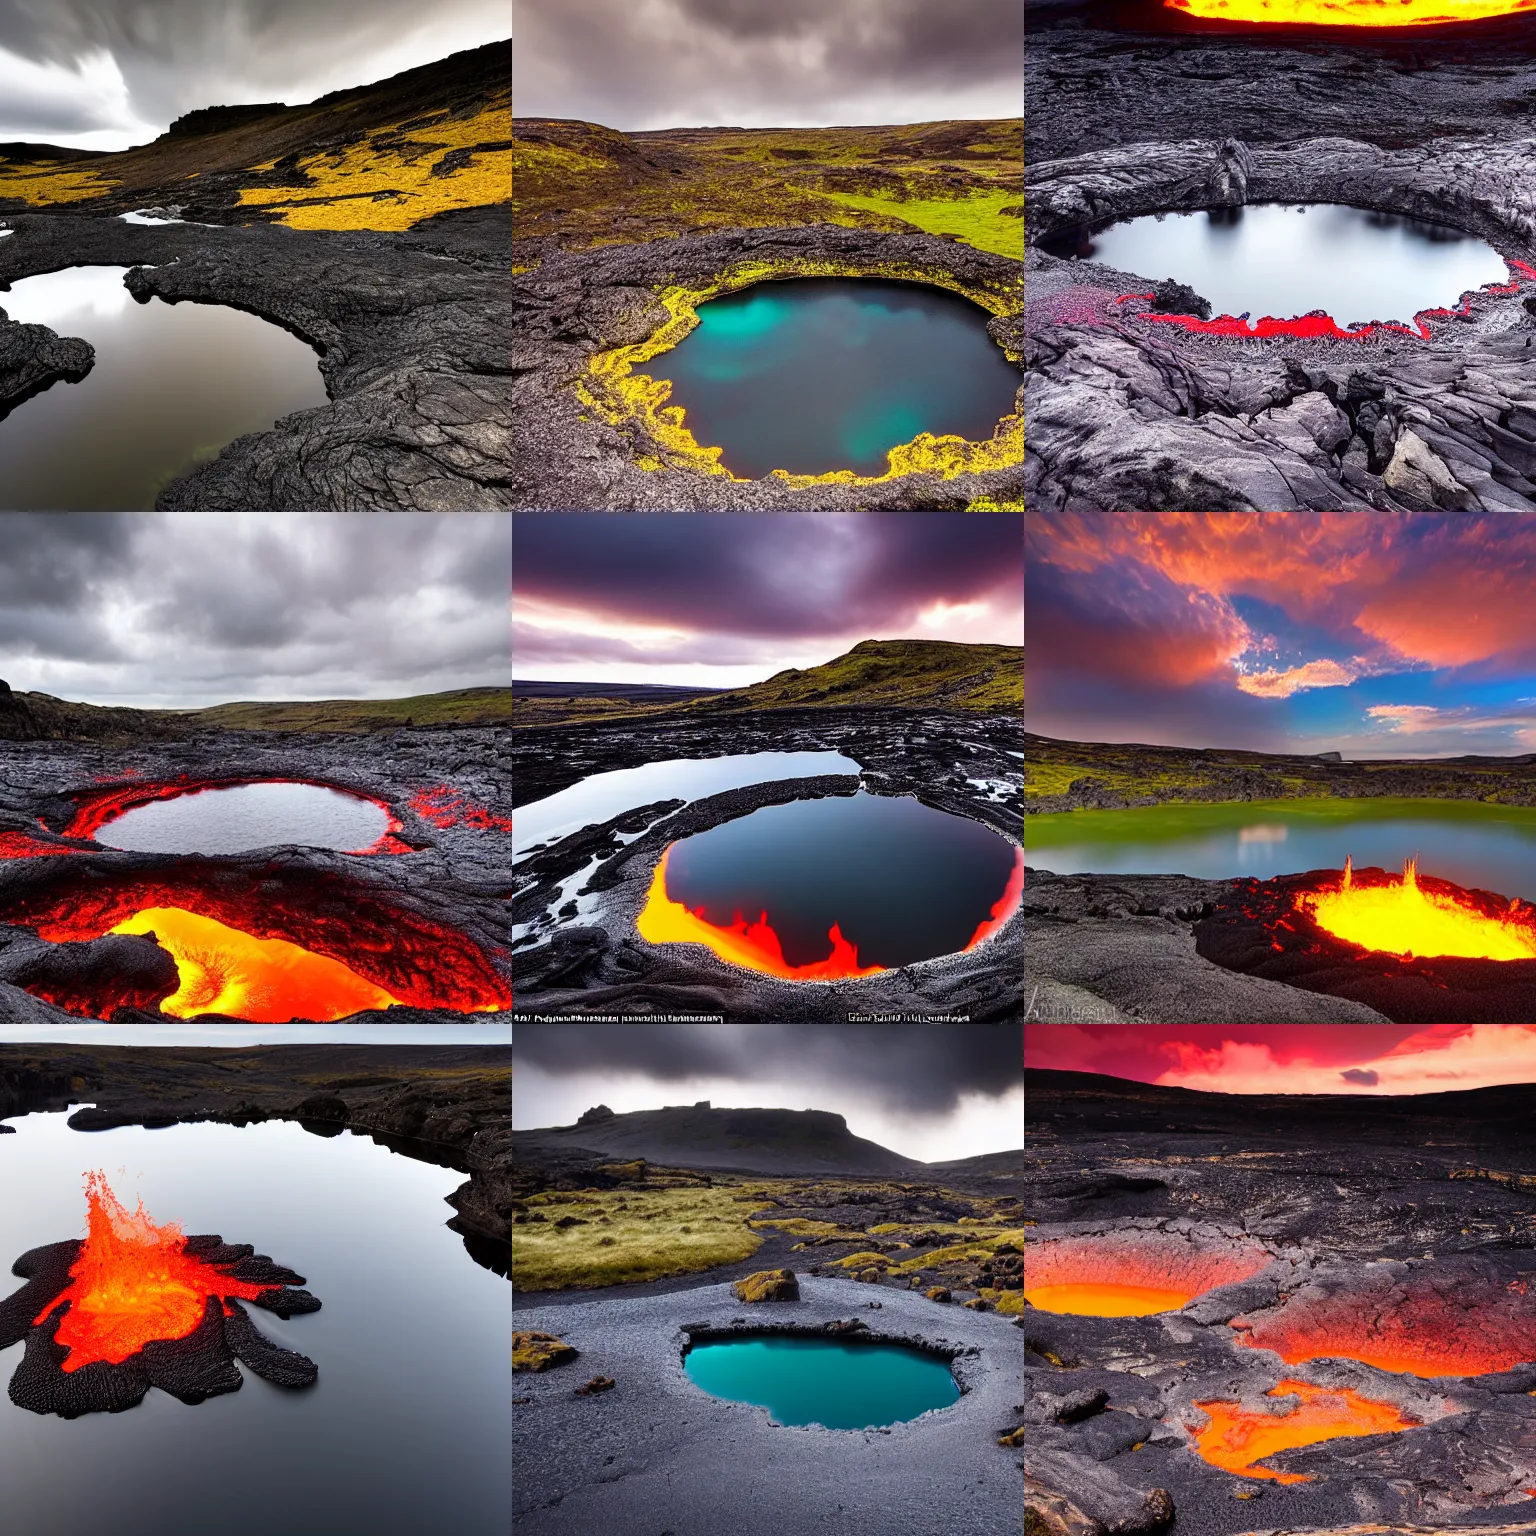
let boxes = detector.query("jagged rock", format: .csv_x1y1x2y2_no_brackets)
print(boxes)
513,1331,579,1372
1148,279,1211,320
577,1104,616,1125
926,1286,952,1302
1382,428,1477,509
733,1268,800,1303
0,311,93,421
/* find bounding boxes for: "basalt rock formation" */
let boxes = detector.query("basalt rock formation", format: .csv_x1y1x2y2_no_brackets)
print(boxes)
1025,5,1536,510
512,224,1022,510
511,708,1022,1021
0,205,510,509
0,727,511,1022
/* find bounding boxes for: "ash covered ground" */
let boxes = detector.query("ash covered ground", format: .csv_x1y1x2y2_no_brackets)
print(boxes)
0,727,512,1023
1024,1068,1536,1536
1025,1,1536,511
510,708,1023,1022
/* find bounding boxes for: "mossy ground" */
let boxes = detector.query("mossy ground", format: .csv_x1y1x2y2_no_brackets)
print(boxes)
0,161,120,205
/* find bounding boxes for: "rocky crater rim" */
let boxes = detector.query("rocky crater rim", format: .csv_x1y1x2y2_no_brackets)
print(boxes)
678,1320,973,1376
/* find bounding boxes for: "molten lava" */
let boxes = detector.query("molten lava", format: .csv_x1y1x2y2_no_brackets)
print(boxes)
1167,0,1536,26
1024,1234,1272,1316
38,1172,271,1371
963,845,1025,952
1191,1379,1420,1483
636,846,886,980
109,906,403,1021
1296,855,1536,961
411,785,514,833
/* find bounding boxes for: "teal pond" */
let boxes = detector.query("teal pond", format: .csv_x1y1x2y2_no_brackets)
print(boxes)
642,278,1019,478
683,1336,960,1429
1027,798,1536,899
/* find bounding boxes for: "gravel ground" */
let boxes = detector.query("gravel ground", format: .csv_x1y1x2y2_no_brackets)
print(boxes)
513,1273,1023,1536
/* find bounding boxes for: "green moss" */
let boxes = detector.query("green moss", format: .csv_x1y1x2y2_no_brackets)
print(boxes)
513,1331,578,1372
808,188,1024,259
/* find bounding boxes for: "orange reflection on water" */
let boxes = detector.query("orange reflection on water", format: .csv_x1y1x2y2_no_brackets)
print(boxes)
1168,0,1536,24
1025,1282,1195,1316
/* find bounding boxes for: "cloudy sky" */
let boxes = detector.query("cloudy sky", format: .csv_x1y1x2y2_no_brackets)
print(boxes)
513,513,1023,689
1027,512,1536,758
0,512,510,709
0,0,509,150
1026,1024,1536,1096
513,0,1023,130
515,1023,1022,1162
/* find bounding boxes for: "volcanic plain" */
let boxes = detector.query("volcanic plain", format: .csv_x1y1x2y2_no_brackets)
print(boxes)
1025,1,1536,511
1024,1067,1536,1536
512,1103,1024,1536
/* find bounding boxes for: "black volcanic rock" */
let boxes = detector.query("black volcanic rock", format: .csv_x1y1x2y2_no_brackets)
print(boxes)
0,311,93,422
165,104,285,138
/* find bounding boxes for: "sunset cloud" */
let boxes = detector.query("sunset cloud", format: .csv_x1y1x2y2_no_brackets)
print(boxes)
1235,658,1362,698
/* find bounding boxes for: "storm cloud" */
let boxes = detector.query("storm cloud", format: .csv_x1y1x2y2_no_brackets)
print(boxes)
512,512,1023,687
0,512,509,708
0,1,509,149
513,0,1023,129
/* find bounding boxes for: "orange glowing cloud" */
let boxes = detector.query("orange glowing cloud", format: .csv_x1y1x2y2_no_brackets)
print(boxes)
1157,1024,1536,1095
1168,0,1536,24
1235,658,1362,698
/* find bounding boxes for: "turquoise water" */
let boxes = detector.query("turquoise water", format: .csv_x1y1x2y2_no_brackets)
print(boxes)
683,1335,959,1429
1027,798,1536,900
643,278,1019,478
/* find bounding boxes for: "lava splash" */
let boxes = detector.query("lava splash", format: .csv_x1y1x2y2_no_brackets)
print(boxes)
1024,1233,1272,1316
1297,855,1536,961
109,907,404,1021
1191,1379,1420,1483
0,1172,320,1416
1167,0,1536,25
636,846,887,980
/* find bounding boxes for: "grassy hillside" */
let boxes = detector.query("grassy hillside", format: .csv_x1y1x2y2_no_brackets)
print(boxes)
511,117,1023,259
511,639,1023,728
0,41,509,232
0,686,509,743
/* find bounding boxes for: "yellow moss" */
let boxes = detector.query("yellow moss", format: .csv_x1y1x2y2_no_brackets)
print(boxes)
747,1217,846,1237
0,161,120,206
575,255,1022,486
512,1330,578,1372
809,188,1024,260
830,1250,890,1269
238,101,511,231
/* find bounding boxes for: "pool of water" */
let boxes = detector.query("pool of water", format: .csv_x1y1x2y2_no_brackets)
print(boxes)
641,278,1020,478
683,1335,959,1429
1027,798,1536,900
1042,204,1511,329
0,266,328,509
94,783,390,855
512,750,862,861
0,1111,510,1535
651,790,1022,971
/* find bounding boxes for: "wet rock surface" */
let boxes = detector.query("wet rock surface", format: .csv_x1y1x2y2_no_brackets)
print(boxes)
1024,869,1392,1023
512,224,1022,510
511,709,1022,1021
1025,10,1536,510
512,1275,1021,1536
1025,1069,1536,1535
0,206,510,509
0,1043,512,1263
0,727,511,1022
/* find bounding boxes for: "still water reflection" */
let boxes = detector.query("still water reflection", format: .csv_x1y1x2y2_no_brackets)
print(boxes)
1044,204,1511,328
643,278,1020,478
0,1112,510,1535
0,266,328,509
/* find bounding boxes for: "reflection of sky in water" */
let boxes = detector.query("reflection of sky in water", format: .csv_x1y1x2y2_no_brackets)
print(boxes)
1031,810,1536,902
646,278,1020,477
1071,204,1509,329
2,264,137,324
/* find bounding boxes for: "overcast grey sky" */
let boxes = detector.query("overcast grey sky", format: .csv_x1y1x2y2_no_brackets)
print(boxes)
0,0,510,150
0,512,510,709
513,1024,1023,1163
513,0,1023,130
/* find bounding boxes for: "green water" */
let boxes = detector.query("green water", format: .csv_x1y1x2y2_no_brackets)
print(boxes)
1027,797,1536,900
683,1335,959,1429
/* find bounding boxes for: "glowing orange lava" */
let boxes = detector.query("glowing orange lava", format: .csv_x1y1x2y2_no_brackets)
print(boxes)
1296,855,1536,960
1191,1379,1420,1482
1167,0,1536,26
963,846,1024,952
109,907,403,1021
635,847,886,980
37,1173,270,1371
1024,1235,1272,1315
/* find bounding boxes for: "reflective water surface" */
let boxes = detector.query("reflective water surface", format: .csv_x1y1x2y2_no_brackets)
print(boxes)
643,278,1020,477
0,266,328,509
663,790,1020,968
95,782,390,855
0,1112,510,1536
1044,204,1511,328
1027,798,1536,899
684,1336,959,1429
